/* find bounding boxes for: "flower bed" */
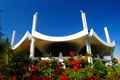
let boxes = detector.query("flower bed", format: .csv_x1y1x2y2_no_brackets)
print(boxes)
0,51,120,80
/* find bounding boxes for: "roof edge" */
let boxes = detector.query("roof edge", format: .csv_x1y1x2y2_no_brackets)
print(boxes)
90,29,115,47
11,31,32,50
33,29,88,41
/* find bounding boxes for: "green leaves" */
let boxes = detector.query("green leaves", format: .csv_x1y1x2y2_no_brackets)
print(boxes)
93,60,108,77
113,64,120,72
0,38,12,65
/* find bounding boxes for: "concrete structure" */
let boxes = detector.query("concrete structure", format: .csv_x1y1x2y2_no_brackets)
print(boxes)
11,11,115,63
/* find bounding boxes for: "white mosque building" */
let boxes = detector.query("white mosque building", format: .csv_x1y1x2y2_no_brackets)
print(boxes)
11,11,115,63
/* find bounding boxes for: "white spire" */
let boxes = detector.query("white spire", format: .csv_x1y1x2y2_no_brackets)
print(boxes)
32,12,38,35
11,30,16,47
104,27,111,43
80,10,88,31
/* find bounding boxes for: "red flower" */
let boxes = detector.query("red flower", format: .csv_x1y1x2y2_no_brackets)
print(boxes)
43,61,47,65
42,77,50,80
2,63,7,67
0,74,2,79
92,75,99,80
32,75,37,80
38,74,43,79
60,74,67,80
10,75,16,80
72,67,79,72
30,67,35,72
70,60,77,65
76,62,81,69
57,62,61,67
87,67,92,71
51,73,55,77
34,66,39,70
69,51,74,57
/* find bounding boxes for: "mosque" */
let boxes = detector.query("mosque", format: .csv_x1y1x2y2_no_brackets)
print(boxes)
11,11,115,63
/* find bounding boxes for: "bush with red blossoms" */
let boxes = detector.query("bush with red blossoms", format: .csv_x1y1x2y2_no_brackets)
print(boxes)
0,51,120,80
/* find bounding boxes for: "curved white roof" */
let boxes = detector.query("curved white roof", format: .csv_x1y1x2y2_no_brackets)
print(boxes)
90,29,115,47
12,29,88,52
33,29,88,42
11,31,32,50
12,28,115,56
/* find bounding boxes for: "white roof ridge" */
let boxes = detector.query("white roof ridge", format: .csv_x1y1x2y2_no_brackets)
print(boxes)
12,31,32,49
32,29,88,41
90,29,115,47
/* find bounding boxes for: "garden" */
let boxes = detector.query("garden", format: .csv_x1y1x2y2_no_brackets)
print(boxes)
0,38,120,80
0,32,119,80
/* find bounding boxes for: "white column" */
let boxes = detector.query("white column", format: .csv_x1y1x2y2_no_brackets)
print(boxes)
11,30,16,47
104,27,111,43
86,34,93,64
32,12,38,35
30,37,35,59
80,10,88,31
30,12,38,59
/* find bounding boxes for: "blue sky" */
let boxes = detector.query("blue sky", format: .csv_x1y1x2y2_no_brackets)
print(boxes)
0,0,120,58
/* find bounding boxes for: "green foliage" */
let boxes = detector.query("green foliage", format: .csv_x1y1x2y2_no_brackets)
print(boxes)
67,67,93,80
113,64,120,79
112,58,118,65
0,43,120,80
0,38,12,64
93,60,108,77
113,64,120,72
8,50,30,79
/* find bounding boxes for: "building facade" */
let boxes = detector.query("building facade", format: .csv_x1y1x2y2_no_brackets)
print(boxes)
11,11,115,63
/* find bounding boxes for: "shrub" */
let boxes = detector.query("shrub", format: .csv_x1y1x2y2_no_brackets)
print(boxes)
93,60,108,78
0,51,120,80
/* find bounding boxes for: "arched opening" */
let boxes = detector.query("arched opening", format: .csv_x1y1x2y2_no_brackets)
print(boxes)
46,42,76,57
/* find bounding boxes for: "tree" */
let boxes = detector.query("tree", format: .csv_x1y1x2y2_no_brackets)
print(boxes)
0,38,13,64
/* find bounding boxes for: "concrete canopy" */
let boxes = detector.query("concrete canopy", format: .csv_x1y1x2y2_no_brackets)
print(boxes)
11,11,115,60
89,29,115,57
12,29,88,54
11,28,115,57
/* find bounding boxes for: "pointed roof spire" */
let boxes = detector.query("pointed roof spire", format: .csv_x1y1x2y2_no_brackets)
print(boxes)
80,10,88,31
11,30,16,47
32,12,38,35
104,27,111,43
